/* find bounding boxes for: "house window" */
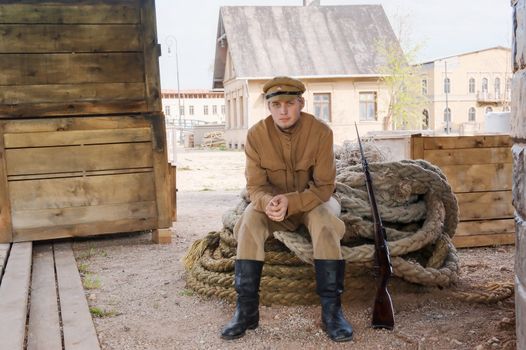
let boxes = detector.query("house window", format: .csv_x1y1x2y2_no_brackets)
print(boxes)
213,105,217,115
468,107,476,122
443,107,451,122
482,78,488,93
506,78,511,95
469,78,475,93
444,78,450,94
189,105,194,115
421,79,427,95
165,105,171,116
179,106,184,116
221,105,225,115
422,109,429,129
313,93,331,122
359,92,377,121
495,77,501,99
204,105,209,115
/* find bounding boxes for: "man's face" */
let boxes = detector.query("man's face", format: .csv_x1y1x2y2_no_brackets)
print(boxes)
268,97,304,130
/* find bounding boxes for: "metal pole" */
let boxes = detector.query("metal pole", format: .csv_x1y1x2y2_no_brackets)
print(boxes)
444,61,450,134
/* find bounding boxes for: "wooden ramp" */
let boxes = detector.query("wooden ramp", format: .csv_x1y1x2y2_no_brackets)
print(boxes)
0,242,100,350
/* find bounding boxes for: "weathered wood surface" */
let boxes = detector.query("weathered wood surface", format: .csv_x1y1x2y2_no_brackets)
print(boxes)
13,218,157,242
0,2,140,24
452,233,515,248
0,242,32,350
0,24,141,53
0,243,9,276
422,135,512,150
54,242,101,350
456,191,514,220
4,127,151,148
0,0,161,116
439,164,512,193
0,123,12,242
6,143,153,176
27,244,62,350
411,134,514,247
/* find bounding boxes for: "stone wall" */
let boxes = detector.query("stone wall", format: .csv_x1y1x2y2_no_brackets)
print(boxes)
511,1,526,348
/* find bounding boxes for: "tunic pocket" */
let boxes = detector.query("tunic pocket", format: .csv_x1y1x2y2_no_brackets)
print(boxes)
261,159,286,188
294,159,314,191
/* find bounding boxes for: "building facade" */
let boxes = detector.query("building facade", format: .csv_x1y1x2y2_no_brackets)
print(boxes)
161,90,225,128
420,47,511,133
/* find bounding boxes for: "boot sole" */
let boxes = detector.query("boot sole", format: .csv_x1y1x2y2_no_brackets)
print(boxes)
220,322,259,340
322,324,353,342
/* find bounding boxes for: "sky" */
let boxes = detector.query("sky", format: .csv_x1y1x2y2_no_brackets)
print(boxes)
155,0,513,90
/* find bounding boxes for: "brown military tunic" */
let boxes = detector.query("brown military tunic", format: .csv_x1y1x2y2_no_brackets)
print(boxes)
234,112,345,261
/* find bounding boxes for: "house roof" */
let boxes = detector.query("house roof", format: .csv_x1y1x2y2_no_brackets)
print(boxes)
212,5,401,88
419,46,511,66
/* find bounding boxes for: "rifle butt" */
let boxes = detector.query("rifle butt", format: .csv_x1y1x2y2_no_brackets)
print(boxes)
372,289,394,330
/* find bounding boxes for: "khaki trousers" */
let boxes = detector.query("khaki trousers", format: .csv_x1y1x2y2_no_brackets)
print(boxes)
234,197,346,261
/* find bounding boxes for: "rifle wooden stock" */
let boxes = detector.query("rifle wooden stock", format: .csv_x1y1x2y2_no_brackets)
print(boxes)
355,123,395,330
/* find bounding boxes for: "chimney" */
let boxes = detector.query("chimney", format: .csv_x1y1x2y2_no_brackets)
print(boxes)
303,0,320,6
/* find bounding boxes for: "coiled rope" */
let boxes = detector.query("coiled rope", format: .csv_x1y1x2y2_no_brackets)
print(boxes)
183,147,513,305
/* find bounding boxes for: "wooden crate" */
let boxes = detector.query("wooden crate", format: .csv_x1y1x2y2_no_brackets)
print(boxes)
0,0,174,243
411,135,514,248
0,0,161,117
0,114,174,243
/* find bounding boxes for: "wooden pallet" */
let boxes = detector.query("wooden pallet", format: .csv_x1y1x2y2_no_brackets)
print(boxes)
0,242,100,350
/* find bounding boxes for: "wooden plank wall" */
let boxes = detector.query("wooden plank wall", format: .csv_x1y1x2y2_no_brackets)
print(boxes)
411,135,514,248
0,0,162,117
0,115,172,242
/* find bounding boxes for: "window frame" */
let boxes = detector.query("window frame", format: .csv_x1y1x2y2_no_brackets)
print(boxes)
359,91,377,121
313,92,332,122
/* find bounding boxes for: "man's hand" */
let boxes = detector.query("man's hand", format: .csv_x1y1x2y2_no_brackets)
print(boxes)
265,194,288,222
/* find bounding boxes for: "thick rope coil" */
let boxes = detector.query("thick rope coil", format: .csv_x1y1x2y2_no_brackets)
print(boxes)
184,158,512,305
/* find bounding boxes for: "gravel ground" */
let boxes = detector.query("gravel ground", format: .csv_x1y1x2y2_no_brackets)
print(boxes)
72,149,517,350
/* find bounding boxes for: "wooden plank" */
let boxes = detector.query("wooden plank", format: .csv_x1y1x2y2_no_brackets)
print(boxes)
27,244,62,350
9,172,155,210
54,242,100,350
171,165,177,221
0,122,13,243
1,82,145,105
2,115,151,133
140,0,162,112
0,53,144,85
455,219,515,236
0,100,149,118
423,147,512,166
13,217,157,242
12,201,157,229
440,163,512,192
0,242,32,350
0,3,140,24
152,228,171,244
6,142,153,176
0,243,10,276
411,135,424,159
456,191,514,220
8,167,152,181
5,127,151,148
0,24,140,53
423,135,512,150
453,233,515,248
149,115,172,228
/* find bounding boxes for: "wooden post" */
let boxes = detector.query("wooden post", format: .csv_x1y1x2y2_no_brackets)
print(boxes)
152,228,171,244
0,122,13,243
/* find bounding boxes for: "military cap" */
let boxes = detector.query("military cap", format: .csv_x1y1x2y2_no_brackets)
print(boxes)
263,76,306,102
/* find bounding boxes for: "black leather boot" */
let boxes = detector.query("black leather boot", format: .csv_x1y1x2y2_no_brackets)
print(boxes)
315,259,354,342
221,259,264,340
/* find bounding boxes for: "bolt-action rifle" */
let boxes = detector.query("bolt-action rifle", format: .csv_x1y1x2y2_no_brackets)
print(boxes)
354,123,395,330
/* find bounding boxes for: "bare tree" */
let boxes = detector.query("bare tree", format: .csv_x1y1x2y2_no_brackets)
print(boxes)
377,15,428,130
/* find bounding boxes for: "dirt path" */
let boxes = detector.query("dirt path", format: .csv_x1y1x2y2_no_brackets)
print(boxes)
72,150,516,350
